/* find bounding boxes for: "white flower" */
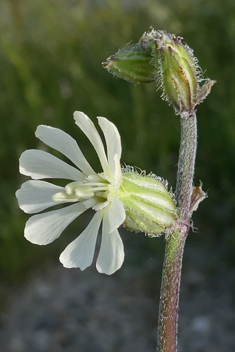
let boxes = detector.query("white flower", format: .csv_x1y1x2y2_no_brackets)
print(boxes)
16,111,126,275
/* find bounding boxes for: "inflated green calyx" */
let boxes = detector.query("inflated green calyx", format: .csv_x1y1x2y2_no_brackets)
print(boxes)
117,172,176,236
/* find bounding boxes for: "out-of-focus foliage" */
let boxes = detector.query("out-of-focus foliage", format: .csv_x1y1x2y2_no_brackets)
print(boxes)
0,0,235,282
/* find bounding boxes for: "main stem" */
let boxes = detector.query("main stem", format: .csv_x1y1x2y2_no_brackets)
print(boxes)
157,111,197,352
175,111,197,220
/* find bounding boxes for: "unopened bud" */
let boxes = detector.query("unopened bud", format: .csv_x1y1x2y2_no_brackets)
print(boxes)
155,30,215,114
102,39,157,83
104,29,215,113
118,171,176,236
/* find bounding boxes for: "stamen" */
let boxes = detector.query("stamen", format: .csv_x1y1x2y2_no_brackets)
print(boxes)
54,175,115,207
79,182,108,187
52,192,79,203
65,182,83,194
75,188,94,198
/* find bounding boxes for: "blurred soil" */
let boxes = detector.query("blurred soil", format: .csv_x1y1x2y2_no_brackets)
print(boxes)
0,243,235,352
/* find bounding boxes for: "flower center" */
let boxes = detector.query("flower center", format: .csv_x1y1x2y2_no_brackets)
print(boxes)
52,174,116,205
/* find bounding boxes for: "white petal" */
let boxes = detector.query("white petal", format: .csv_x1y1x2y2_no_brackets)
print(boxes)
82,198,98,209
96,210,124,275
24,202,87,245
59,211,102,270
20,150,84,181
109,195,126,232
113,154,122,190
98,117,122,176
35,125,95,176
73,111,109,174
16,180,64,214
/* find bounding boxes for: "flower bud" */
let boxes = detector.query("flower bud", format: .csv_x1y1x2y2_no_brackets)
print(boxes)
117,171,176,236
154,31,198,113
104,28,215,113
154,30,215,114
102,39,157,83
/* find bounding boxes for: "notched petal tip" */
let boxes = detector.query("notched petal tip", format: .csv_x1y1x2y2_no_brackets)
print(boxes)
15,180,64,214
96,211,125,275
59,211,102,270
96,229,125,275
73,110,88,120
24,202,87,245
35,124,49,138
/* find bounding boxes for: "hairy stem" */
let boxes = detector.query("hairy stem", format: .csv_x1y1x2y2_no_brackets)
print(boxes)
157,224,188,352
175,111,197,221
157,111,197,352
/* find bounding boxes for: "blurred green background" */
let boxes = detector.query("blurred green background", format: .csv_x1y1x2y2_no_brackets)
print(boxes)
0,0,235,284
